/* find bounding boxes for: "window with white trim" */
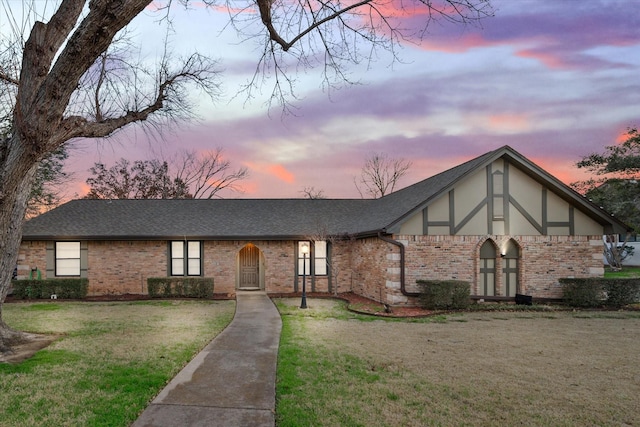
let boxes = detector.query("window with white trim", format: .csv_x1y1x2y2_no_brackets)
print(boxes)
170,241,202,276
55,242,81,276
297,240,328,276
314,241,327,275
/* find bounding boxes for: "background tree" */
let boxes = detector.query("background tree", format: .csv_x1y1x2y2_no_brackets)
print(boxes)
0,0,492,353
27,146,72,217
300,186,326,199
85,148,247,199
85,158,191,199
573,127,639,269
171,148,249,199
573,127,640,231
354,152,412,198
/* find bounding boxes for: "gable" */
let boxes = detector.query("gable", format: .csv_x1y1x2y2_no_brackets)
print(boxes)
397,156,610,236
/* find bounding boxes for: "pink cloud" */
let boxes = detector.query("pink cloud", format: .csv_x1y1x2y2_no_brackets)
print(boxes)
487,114,531,133
268,164,295,183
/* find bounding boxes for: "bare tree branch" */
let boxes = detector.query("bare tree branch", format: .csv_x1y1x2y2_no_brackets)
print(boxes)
217,0,493,110
354,152,412,198
171,148,249,198
300,186,326,199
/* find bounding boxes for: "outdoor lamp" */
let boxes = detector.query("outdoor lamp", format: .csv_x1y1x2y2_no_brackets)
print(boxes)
300,242,310,309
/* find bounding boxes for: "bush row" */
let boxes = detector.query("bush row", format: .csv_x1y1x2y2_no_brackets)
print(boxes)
417,280,471,310
11,278,89,299
147,277,214,298
560,278,640,308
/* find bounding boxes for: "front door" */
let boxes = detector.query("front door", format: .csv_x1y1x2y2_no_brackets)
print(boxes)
239,244,260,289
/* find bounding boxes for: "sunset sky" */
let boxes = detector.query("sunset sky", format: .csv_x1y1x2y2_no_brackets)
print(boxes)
17,0,640,199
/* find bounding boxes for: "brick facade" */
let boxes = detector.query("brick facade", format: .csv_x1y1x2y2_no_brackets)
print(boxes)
18,234,604,302
372,234,605,305
16,241,47,280
18,239,347,297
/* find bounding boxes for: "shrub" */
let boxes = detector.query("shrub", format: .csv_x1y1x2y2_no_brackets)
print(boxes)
417,280,471,310
560,277,640,308
560,278,605,308
147,277,214,298
604,279,640,308
12,278,89,299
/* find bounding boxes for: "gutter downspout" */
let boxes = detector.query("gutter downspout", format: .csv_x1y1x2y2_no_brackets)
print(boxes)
377,232,420,297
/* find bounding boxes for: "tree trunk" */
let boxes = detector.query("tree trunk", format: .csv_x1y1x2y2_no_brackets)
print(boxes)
0,134,39,353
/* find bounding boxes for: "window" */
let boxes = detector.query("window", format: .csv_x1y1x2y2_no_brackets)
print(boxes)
297,240,328,276
314,241,327,275
478,240,496,296
170,241,202,276
501,239,519,297
56,242,81,276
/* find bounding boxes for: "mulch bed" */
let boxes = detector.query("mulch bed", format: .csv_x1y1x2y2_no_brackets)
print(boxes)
334,292,435,317
273,292,435,318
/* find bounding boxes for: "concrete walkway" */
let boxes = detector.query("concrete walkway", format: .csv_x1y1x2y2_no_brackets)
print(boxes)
133,291,282,427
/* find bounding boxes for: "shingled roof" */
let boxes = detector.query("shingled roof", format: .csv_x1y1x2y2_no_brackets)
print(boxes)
21,146,628,240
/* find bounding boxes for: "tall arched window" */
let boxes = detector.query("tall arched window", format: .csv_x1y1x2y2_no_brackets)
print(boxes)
502,239,519,297
479,240,497,296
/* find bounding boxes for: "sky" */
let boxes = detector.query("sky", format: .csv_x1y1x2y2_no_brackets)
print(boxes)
10,0,640,199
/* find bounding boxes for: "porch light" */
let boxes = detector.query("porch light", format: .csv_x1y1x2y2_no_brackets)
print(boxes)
300,242,310,309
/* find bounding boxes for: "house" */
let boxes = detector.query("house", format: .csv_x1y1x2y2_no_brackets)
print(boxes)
18,146,629,304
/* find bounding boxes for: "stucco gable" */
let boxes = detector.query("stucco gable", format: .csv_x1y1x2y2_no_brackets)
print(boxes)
384,146,629,235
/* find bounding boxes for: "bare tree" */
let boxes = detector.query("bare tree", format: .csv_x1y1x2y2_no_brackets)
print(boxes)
222,0,493,110
85,158,192,199
300,186,326,199
354,152,412,198
603,234,633,272
171,148,249,199
0,0,220,353
0,0,492,353
27,146,73,217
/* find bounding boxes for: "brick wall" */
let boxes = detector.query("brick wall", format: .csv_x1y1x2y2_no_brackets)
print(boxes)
350,237,390,303
220,240,297,294
17,241,47,280
395,234,604,301
18,239,324,296
87,241,166,295
517,235,604,298
19,234,604,301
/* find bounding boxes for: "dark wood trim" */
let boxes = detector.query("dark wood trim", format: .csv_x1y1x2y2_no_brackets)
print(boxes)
422,208,428,235
510,196,543,234
569,206,575,235
542,188,548,234
486,165,493,234
449,189,455,235
503,161,510,234
427,221,450,227
454,197,488,235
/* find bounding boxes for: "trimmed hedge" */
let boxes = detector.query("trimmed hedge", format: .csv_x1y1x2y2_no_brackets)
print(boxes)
417,280,471,310
11,278,89,299
560,277,640,308
147,277,214,298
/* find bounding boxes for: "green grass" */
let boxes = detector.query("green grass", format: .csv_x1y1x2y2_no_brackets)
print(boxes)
1,300,235,426
604,266,640,278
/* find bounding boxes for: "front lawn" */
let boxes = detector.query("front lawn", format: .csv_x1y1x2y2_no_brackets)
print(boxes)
275,298,640,427
0,300,235,426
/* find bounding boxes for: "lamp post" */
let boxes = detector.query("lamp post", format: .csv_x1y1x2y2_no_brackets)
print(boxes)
300,242,309,309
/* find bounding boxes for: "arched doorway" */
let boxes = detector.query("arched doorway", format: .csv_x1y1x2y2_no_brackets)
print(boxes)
501,239,520,297
478,240,497,297
238,244,264,290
